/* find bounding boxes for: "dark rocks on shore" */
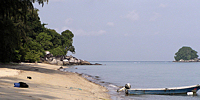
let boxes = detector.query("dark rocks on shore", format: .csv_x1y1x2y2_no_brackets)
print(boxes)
40,52,102,66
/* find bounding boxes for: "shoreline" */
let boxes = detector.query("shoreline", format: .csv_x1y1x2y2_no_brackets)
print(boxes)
61,63,123,100
0,63,110,100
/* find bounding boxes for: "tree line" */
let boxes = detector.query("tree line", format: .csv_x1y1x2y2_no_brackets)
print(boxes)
0,0,75,63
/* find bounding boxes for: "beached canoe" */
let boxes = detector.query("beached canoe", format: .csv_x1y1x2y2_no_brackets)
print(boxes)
118,83,200,95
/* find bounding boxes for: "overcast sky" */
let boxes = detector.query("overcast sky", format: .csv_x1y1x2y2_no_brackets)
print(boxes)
33,0,200,61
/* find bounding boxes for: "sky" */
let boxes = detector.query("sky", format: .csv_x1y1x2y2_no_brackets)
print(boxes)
33,0,200,61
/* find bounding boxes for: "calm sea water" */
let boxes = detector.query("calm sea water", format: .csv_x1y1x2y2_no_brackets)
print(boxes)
63,61,200,100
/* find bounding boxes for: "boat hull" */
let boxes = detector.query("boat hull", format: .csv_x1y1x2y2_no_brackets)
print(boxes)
126,85,200,95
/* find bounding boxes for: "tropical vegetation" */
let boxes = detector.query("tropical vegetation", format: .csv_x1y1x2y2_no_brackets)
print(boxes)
174,46,198,61
0,0,75,63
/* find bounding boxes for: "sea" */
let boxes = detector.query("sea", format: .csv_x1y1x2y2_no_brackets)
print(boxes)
62,61,200,100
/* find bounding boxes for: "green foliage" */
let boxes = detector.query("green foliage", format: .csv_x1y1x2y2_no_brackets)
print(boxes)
25,50,42,62
13,50,22,62
0,19,18,62
46,29,62,48
27,39,45,56
26,9,45,39
49,46,67,56
174,46,199,61
36,32,53,50
0,0,75,63
61,30,75,53
20,38,45,62
61,30,74,40
0,0,48,63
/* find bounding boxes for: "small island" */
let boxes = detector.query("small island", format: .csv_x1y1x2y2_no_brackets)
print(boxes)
174,46,200,62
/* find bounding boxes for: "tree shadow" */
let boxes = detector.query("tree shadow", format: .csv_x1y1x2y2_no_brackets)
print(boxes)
0,77,60,100
0,63,67,75
0,63,75,99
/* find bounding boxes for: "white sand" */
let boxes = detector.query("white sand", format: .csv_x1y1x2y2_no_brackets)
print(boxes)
0,63,110,100
0,68,20,77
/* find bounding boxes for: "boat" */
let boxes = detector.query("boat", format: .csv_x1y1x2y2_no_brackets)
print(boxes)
118,83,200,95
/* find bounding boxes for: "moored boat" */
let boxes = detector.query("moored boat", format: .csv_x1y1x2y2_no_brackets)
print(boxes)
118,83,200,95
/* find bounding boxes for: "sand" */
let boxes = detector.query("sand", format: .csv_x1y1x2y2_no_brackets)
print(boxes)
0,68,20,77
0,63,110,100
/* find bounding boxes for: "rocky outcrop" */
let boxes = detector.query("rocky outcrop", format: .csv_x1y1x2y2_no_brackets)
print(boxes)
40,53,101,66
173,58,200,62
80,60,91,65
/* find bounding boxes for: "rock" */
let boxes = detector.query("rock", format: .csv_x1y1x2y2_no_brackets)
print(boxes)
63,59,68,62
49,59,57,64
77,59,81,63
55,56,64,61
80,60,91,65
175,58,200,62
69,57,75,63
48,57,54,62
179,59,184,62
41,53,101,65
57,61,63,66
46,53,53,58
63,60,70,65
94,63,102,65
65,56,70,60
45,51,50,55
58,66,63,70
40,58,45,62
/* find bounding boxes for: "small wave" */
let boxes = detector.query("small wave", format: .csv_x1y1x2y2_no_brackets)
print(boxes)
109,84,118,88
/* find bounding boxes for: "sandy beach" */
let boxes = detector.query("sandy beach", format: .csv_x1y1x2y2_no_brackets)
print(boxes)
0,63,110,100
